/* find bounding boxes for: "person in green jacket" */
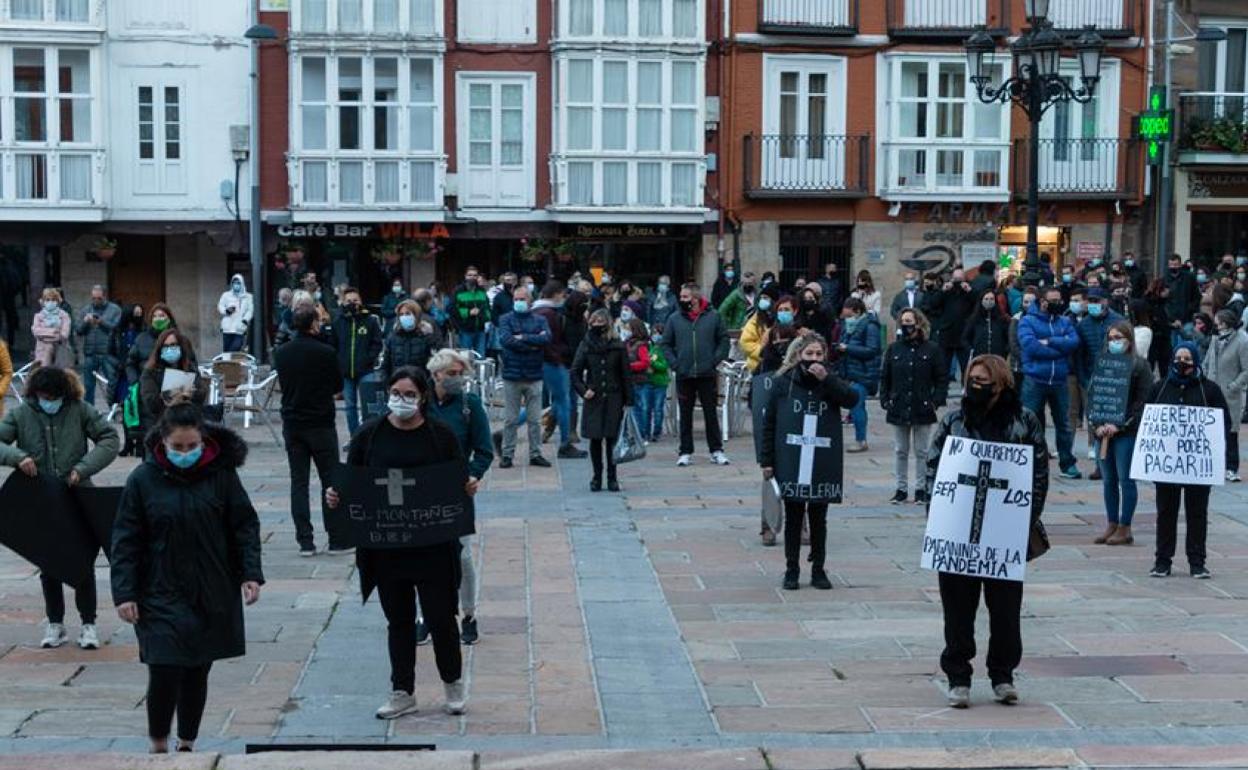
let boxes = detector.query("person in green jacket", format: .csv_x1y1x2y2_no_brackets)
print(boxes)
0,366,120,651
636,323,671,441
451,267,492,357
421,348,494,647
717,271,759,331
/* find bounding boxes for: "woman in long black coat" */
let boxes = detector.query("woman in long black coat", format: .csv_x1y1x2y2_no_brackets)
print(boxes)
961,290,1011,360
111,403,263,754
571,308,633,492
880,308,948,505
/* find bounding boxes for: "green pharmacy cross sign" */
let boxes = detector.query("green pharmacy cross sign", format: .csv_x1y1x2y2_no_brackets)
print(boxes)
1137,87,1174,166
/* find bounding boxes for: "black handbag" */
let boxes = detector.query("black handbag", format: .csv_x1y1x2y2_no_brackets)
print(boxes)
1027,519,1050,562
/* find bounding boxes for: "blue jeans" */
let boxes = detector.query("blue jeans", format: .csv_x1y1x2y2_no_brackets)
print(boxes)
459,330,487,358
222,333,246,353
542,362,571,446
342,374,367,436
849,382,868,442
634,383,667,439
81,354,114,407
1098,433,1137,526
1021,377,1076,470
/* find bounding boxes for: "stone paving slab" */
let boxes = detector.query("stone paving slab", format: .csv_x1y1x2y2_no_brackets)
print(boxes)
858,748,1081,769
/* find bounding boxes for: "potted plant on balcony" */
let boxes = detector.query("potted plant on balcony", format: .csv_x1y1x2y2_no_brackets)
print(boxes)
372,240,406,266
94,237,117,261
519,238,576,264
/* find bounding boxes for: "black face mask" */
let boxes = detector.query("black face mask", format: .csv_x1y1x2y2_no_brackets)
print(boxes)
742,284,755,293
679,299,694,312
901,324,917,338
590,325,607,336
1046,301,1064,316
801,297,817,309
962,382,994,411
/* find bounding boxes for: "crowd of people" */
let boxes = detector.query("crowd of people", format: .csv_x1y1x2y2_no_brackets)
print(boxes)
0,246,1246,736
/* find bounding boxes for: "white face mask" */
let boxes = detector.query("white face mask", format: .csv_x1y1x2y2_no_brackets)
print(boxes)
388,395,420,420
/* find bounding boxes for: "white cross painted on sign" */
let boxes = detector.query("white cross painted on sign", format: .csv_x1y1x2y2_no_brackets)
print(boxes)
375,469,417,505
786,414,832,485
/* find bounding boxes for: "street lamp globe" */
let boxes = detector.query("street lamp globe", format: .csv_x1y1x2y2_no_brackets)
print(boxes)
1031,25,1062,79
1023,0,1051,25
964,28,996,86
1075,25,1106,89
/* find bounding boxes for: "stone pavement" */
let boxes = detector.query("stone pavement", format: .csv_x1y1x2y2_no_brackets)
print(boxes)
2,402,1248,768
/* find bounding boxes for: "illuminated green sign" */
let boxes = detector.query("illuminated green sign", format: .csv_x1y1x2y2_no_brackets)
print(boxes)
1138,86,1174,166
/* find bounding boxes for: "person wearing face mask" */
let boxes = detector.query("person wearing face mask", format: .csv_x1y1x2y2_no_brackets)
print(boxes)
739,284,783,373
572,309,634,491
1121,251,1148,297
962,291,1010,361
139,329,208,431
637,323,671,443
76,285,122,408
759,333,859,590
661,283,731,467
532,281,588,459
890,272,926,321
759,297,802,375
880,308,948,505
1018,287,1083,478
383,300,436,380
926,354,1049,708
1144,343,1232,579
380,279,406,327
711,263,739,310
1008,288,1038,384
31,287,71,367
0,366,120,651
111,401,263,754
497,285,553,469
451,266,491,357
717,271,758,331
1183,312,1215,361
325,367,474,719
332,287,385,437
645,275,678,326
273,306,350,557
1075,289,1125,477
424,349,495,647
1087,322,1154,547
1204,310,1248,483
216,274,254,354
837,298,881,453
795,285,834,342
491,272,518,324
1163,254,1200,341
817,262,844,316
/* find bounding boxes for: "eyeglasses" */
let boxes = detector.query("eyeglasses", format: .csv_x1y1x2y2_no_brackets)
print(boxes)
388,390,420,403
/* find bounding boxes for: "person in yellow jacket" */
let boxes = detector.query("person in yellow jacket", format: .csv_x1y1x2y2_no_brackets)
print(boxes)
740,285,782,373
0,339,12,417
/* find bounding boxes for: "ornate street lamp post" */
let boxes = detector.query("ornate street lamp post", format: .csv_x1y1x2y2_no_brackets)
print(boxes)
964,0,1105,287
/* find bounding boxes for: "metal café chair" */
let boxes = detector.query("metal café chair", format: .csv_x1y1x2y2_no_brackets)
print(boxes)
210,354,258,428
5,361,34,407
232,370,281,444
92,371,120,423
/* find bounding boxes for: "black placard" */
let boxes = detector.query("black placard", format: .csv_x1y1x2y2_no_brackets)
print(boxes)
1087,352,1134,426
336,460,475,549
769,381,844,504
0,474,102,587
72,486,123,560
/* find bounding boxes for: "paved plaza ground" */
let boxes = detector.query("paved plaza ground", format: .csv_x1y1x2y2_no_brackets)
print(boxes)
3,402,1248,768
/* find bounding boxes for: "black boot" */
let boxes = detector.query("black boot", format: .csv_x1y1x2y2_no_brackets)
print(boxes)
607,462,620,492
810,568,832,590
782,565,800,590
590,475,602,492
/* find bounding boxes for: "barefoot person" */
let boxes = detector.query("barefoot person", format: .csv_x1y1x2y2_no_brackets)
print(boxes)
111,402,263,753
926,355,1048,708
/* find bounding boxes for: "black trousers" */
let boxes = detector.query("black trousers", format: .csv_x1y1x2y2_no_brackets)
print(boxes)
938,572,1023,687
1229,431,1241,474
283,425,346,549
146,663,212,741
676,376,722,455
589,438,617,481
1155,482,1209,569
377,571,462,694
41,574,96,624
783,501,827,572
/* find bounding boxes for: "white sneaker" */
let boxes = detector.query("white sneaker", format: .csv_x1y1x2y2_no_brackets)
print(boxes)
710,451,731,466
1227,470,1242,483
375,690,417,720
40,622,67,649
993,682,1019,704
676,454,692,467
947,685,970,709
443,680,467,715
77,624,100,650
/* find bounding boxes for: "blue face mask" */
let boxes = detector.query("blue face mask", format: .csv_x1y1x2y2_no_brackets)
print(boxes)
231,282,243,294
399,315,417,331
392,285,403,295
1069,301,1085,315
38,398,62,415
757,297,773,312
1107,339,1128,355
160,346,182,364
1061,274,1073,284
777,310,795,326
905,279,916,290
165,444,203,469
652,333,663,343
725,271,735,281
1087,304,1103,318
513,300,530,314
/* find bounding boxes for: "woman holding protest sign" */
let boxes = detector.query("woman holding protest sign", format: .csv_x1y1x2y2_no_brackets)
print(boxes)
139,329,209,431
1088,321,1154,546
325,366,473,720
110,400,263,754
759,333,859,591
925,354,1048,709
1145,343,1232,579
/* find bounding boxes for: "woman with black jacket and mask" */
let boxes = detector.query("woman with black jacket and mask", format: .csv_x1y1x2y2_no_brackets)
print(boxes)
880,308,948,505
1145,342,1232,580
926,354,1049,709
962,290,1011,360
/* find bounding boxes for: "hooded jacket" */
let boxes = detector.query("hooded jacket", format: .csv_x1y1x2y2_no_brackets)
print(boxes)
0,376,119,481
840,313,883,393
217,274,255,335
660,298,730,379
1018,302,1081,385
332,306,384,380
1147,342,1234,456
111,424,264,666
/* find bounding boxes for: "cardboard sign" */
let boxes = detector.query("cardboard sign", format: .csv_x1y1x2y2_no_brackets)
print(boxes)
161,369,198,394
337,460,475,549
921,437,1033,582
1130,405,1226,486
0,474,102,587
1087,352,1134,426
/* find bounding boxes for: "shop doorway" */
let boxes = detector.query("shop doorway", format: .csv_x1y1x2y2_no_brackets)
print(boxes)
1191,211,1248,266
779,225,852,289
108,235,166,312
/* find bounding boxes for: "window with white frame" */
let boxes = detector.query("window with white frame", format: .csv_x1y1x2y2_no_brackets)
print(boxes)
5,47,98,203
135,84,185,195
561,0,701,40
297,0,437,34
294,53,442,207
1036,59,1120,193
883,56,1008,196
761,55,848,190
8,0,91,22
458,0,535,43
555,55,705,207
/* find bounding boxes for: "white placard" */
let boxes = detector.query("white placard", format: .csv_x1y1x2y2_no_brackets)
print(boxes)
1129,404,1225,486
160,369,197,394
920,437,1033,582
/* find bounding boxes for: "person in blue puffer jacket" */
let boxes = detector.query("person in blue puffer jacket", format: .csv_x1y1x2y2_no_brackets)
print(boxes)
1018,285,1083,478
837,297,882,453
496,286,551,468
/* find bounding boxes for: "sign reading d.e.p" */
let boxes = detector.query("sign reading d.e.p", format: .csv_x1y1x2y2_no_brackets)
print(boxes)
1129,404,1226,486
921,437,1034,582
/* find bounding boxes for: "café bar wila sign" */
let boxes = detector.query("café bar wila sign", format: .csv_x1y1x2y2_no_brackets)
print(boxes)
276,222,452,240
